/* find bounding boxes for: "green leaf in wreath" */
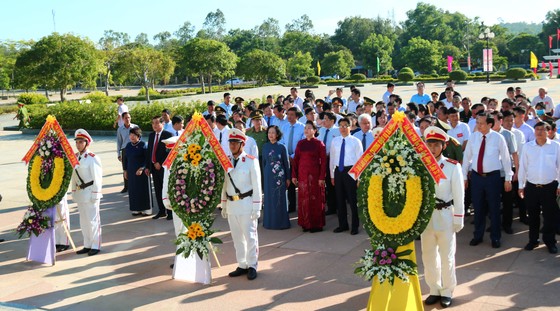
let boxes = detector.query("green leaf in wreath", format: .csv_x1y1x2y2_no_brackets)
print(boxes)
209,237,222,244
396,249,413,257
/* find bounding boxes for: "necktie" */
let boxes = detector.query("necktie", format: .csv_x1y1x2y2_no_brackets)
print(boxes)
362,133,367,152
338,138,345,172
176,131,179,136
152,132,159,163
219,132,222,144
288,125,294,155
477,135,486,173
323,128,330,145
233,157,239,168
267,116,271,125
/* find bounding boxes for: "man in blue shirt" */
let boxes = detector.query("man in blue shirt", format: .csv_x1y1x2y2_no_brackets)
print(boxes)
410,82,431,105
280,107,305,213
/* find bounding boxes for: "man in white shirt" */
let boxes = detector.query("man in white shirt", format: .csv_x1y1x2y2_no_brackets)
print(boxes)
447,108,470,150
114,96,128,129
116,112,137,193
326,88,348,111
467,103,486,133
382,83,394,104
290,87,304,111
353,114,374,152
219,92,234,118
462,113,513,249
442,87,455,109
531,87,554,113
161,109,174,133
318,112,340,215
329,117,363,235
215,115,231,156
518,121,560,254
347,88,363,114
234,121,258,158
513,106,535,142
202,100,215,116
171,115,184,137
271,104,287,128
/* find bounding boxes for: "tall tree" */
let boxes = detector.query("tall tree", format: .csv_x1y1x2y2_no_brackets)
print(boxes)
98,30,130,95
254,18,281,53
332,17,379,59
174,21,196,44
285,14,314,33
182,38,237,93
400,37,442,73
134,33,150,46
508,33,543,63
286,51,313,84
201,9,226,41
279,31,320,59
237,49,285,85
360,33,394,74
321,49,354,78
401,3,452,45
224,28,258,57
14,33,99,101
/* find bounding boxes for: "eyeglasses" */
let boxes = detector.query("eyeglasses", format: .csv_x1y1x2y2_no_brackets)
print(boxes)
339,125,349,128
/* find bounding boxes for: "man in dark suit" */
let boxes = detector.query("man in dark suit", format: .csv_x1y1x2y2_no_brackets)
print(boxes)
144,116,173,220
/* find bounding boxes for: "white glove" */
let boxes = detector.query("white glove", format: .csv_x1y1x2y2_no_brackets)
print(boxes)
251,210,261,220
453,223,463,233
221,207,228,219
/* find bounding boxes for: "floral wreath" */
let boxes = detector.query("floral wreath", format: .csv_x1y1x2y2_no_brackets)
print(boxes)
355,130,435,284
169,128,225,260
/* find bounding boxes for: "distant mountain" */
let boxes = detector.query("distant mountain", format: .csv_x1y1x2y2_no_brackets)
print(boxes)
499,22,542,35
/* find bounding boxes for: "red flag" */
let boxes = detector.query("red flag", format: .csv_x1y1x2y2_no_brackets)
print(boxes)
550,36,553,49
542,61,546,69
550,61,553,78
557,28,560,39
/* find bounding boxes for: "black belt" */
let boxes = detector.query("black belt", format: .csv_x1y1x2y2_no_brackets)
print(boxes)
435,199,453,210
527,181,556,188
471,170,500,177
227,190,253,201
78,181,94,190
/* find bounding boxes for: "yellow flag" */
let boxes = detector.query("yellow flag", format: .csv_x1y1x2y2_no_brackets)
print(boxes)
530,51,538,69
317,61,321,76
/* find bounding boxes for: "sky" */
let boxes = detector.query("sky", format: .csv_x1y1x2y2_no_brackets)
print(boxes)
0,0,554,44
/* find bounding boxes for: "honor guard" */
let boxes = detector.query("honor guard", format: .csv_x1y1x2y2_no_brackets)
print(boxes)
422,126,465,308
72,129,103,256
221,128,262,280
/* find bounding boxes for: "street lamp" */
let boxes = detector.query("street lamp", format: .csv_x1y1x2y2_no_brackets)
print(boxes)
479,27,495,83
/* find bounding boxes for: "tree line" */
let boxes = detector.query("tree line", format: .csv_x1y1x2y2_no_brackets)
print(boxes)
0,3,559,102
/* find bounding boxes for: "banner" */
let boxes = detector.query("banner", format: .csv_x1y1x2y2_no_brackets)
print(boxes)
447,56,453,72
467,56,471,71
22,115,78,168
317,61,321,76
163,113,233,173
376,56,380,74
482,49,493,72
349,111,445,183
530,51,538,69
549,36,553,49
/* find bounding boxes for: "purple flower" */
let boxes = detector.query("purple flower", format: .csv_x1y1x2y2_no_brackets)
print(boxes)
381,251,387,257
374,250,380,256
390,254,396,259
387,248,394,253
386,259,392,264
210,173,215,178
379,259,386,265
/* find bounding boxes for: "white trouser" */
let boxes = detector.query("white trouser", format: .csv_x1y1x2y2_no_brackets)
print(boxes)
78,200,102,250
421,227,457,297
227,214,259,269
55,196,70,245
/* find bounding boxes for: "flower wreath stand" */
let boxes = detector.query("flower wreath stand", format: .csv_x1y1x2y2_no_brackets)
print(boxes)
163,113,232,284
349,112,446,311
20,116,79,265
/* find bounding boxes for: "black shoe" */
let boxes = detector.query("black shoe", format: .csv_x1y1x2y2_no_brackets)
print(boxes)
503,227,513,234
547,245,558,254
333,227,348,233
228,267,249,277
492,240,501,248
77,248,91,255
247,267,257,280
0,239,4,243
88,249,100,256
132,211,141,216
350,229,359,235
56,244,70,252
425,295,440,305
170,264,174,269
520,218,529,225
120,188,128,193
440,296,452,308
310,228,323,233
325,210,337,215
166,214,173,220
302,228,309,232
152,214,165,220
524,242,539,251
486,227,491,232
469,238,483,246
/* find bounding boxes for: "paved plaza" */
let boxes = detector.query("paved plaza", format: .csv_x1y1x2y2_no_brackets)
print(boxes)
0,79,559,310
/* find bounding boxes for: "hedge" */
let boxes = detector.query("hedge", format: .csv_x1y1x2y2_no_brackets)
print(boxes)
449,70,468,81
306,76,321,84
506,68,528,80
17,93,49,105
349,73,367,82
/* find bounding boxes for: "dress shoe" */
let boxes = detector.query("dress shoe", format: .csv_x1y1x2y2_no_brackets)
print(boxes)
350,229,359,235
76,248,91,255
88,249,100,256
120,187,128,193
132,211,141,216
524,242,539,251
547,244,558,254
141,212,152,216
310,228,323,233
440,296,452,308
56,244,70,252
152,214,165,220
247,267,257,280
333,227,348,233
0,239,4,243
491,240,501,248
166,214,173,220
325,210,337,215
170,264,174,269
424,295,440,305
228,267,249,277
469,238,482,246
503,227,513,234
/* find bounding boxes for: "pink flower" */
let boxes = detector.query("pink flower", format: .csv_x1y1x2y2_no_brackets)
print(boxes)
390,254,396,259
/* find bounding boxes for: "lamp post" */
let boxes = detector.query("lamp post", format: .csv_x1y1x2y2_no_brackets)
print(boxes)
479,27,495,83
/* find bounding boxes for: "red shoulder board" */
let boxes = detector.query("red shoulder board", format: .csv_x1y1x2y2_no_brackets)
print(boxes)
446,158,458,165
88,152,96,157
246,154,256,160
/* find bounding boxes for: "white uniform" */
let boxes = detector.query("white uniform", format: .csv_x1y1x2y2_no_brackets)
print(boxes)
54,194,70,246
221,151,262,269
421,156,464,298
71,150,103,250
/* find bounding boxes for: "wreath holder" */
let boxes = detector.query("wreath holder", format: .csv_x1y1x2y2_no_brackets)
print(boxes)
349,112,445,311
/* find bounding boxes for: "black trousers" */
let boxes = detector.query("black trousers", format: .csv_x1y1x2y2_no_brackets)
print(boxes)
525,181,559,246
471,170,502,242
334,166,358,230
501,177,514,229
325,159,337,213
151,167,167,216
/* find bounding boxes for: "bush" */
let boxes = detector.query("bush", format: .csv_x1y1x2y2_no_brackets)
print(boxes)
505,68,527,80
438,67,449,75
0,104,19,115
349,73,367,82
17,93,49,105
400,67,414,74
398,69,414,82
430,73,439,78
81,91,113,104
278,79,289,85
306,76,321,84
449,70,468,81
137,88,160,96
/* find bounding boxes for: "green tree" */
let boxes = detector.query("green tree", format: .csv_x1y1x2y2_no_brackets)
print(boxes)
401,3,452,45
134,33,150,46
201,9,226,41
182,38,237,93
401,37,442,73
279,31,320,59
541,9,560,51
237,49,285,85
174,21,196,44
254,18,281,53
360,33,394,74
333,16,397,60
14,33,99,101
224,28,258,57
321,49,354,78
508,33,543,64
98,30,130,95
286,51,313,85
285,14,314,33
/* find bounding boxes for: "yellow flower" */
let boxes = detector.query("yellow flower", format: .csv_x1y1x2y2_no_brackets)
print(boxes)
395,167,401,172
389,159,394,164
196,231,205,237
397,155,403,162
391,111,406,123
368,175,423,235
182,154,189,161
188,232,197,240
28,219,33,224
382,156,388,161
191,160,199,166
30,156,65,201
387,167,392,173
192,153,202,161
